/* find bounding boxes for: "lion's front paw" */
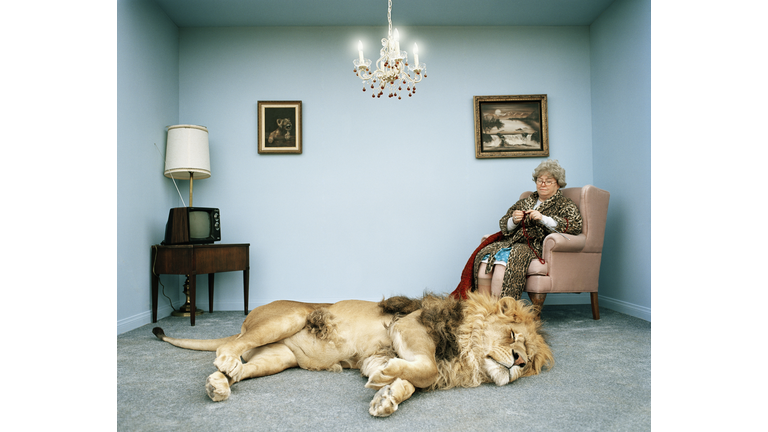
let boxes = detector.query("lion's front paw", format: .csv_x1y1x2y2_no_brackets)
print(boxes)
205,372,231,402
509,365,524,383
369,385,398,417
213,354,243,381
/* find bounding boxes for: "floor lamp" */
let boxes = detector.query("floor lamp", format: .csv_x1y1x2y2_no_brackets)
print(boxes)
164,124,211,317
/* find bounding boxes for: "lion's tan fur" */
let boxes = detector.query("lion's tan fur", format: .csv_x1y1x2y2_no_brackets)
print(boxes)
154,292,553,417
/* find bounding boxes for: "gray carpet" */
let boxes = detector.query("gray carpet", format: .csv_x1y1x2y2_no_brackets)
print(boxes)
117,304,650,431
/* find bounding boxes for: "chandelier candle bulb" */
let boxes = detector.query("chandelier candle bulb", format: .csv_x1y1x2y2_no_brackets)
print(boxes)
394,29,400,56
358,41,364,64
413,43,419,68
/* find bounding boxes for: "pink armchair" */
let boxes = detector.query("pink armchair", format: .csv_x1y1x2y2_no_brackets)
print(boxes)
522,185,610,320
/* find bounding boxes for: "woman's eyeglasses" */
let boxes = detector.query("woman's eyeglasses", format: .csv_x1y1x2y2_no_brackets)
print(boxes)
536,178,557,186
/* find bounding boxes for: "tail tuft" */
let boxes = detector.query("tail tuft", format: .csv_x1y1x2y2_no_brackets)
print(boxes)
152,327,166,340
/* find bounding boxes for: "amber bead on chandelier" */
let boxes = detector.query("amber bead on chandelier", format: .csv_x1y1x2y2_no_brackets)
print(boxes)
353,0,427,100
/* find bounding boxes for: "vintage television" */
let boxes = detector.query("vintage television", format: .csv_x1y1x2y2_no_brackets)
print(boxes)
162,207,221,245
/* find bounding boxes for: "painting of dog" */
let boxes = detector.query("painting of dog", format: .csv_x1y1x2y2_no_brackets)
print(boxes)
258,101,302,154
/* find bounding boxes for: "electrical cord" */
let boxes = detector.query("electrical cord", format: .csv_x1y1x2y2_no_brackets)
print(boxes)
151,245,177,312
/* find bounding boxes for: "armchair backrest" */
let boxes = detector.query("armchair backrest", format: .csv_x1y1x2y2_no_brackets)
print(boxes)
519,185,610,253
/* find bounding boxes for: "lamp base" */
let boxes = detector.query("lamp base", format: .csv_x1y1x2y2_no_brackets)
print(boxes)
171,276,204,318
171,304,204,318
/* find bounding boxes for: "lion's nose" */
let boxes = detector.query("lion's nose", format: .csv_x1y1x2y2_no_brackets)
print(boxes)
513,352,526,367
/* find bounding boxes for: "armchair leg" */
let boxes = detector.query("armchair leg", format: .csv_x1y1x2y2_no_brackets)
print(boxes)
590,292,600,320
528,293,546,320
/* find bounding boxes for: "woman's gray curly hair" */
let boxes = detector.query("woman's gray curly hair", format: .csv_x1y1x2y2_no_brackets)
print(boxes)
532,159,567,188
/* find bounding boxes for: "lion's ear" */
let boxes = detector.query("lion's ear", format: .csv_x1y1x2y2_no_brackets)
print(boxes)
496,297,517,317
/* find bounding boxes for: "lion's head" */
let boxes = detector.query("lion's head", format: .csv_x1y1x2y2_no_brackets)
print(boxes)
422,292,553,390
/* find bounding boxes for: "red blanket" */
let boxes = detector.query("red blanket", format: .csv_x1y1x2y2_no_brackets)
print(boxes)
449,231,503,300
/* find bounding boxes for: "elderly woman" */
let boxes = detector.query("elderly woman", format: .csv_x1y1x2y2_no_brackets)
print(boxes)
471,159,583,299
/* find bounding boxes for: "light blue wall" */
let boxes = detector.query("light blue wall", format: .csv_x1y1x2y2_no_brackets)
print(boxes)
116,1,652,333
590,0,651,320
174,25,594,311
117,0,181,333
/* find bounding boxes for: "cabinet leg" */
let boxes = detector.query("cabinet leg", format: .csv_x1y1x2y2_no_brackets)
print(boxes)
151,247,159,323
208,273,215,313
190,276,196,326
151,274,159,323
243,268,250,315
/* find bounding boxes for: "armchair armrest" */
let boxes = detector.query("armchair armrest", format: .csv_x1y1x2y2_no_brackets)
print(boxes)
541,233,586,262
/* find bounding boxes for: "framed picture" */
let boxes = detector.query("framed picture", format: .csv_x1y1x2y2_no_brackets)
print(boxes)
473,95,548,159
257,101,302,154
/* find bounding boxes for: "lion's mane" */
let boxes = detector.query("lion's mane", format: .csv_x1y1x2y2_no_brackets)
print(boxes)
380,292,551,391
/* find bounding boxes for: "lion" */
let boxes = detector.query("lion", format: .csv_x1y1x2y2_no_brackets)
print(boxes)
153,292,553,417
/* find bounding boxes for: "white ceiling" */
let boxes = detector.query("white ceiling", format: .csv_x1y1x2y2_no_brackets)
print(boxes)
154,0,617,27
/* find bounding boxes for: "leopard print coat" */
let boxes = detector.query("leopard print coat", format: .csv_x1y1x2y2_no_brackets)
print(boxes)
472,190,583,299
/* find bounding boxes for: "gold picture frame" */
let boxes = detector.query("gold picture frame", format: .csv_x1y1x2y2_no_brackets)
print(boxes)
257,100,302,154
473,95,548,159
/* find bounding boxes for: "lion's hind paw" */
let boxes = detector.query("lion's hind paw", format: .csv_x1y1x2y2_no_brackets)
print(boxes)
206,372,231,402
365,371,393,390
369,385,398,417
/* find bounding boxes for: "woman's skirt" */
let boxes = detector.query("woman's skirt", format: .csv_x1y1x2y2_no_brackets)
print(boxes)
481,247,511,266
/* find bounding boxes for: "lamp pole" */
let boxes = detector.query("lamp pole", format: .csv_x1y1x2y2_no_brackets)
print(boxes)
189,171,194,207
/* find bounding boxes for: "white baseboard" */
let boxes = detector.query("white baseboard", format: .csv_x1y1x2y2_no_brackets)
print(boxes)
117,304,176,335
524,292,651,322
117,301,257,334
598,295,651,321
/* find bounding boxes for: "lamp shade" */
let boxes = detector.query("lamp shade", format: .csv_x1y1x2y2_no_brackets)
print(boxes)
164,125,211,180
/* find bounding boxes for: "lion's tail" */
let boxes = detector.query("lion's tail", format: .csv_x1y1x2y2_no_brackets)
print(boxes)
152,327,239,351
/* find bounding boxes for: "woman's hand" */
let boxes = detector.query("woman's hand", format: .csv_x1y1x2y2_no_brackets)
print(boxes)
527,210,543,221
512,210,543,224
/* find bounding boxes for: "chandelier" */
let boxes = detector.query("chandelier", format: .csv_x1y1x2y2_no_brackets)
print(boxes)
353,0,427,99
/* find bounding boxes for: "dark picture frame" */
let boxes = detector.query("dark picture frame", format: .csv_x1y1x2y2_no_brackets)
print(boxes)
257,101,302,154
473,95,548,159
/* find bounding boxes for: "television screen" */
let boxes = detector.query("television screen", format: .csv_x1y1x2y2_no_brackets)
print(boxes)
189,211,210,238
